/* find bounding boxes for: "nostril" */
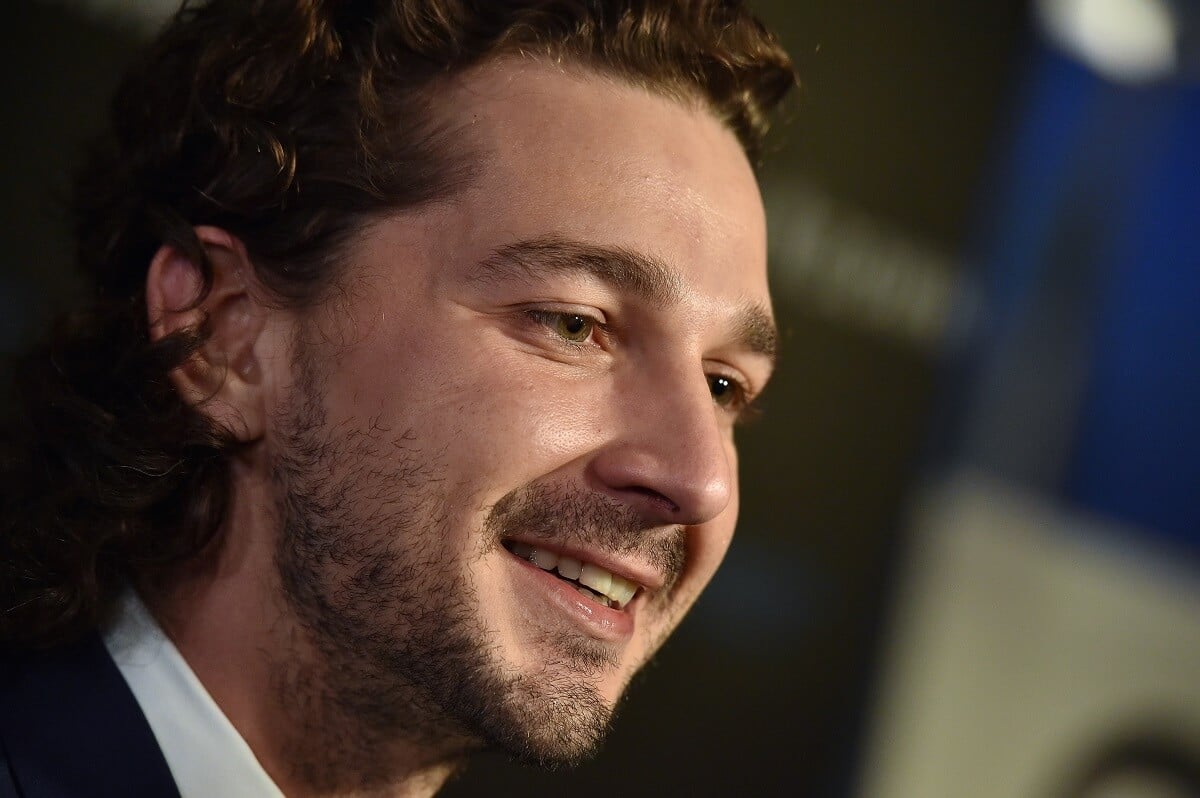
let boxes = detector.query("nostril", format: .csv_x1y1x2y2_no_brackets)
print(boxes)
629,486,680,516
588,438,730,525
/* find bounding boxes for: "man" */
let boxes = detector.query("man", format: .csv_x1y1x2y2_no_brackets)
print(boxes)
0,1,794,795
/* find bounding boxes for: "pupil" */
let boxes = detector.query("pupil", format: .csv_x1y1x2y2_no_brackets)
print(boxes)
563,316,586,335
711,376,729,396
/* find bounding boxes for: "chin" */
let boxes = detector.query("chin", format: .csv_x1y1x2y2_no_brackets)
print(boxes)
439,646,621,768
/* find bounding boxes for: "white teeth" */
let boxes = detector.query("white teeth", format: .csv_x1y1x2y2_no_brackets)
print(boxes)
556,556,582,580
509,542,640,608
579,563,612,596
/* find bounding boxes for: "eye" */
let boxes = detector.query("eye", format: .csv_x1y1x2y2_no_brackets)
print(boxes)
526,310,598,345
553,314,593,343
708,374,747,410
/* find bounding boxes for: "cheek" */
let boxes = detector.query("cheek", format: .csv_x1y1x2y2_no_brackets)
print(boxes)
457,372,609,482
365,335,610,494
521,392,606,463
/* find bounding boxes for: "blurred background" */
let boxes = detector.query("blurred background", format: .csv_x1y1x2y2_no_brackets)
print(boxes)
3,1,1198,796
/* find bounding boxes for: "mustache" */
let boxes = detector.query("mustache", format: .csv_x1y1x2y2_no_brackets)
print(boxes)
483,482,686,593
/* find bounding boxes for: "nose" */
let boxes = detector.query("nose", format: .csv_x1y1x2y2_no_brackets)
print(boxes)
589,365,734,526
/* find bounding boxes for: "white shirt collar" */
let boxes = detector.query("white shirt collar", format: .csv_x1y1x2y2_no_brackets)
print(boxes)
102,590,286,798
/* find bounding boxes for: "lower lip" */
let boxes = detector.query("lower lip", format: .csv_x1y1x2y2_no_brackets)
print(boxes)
505,552,636,641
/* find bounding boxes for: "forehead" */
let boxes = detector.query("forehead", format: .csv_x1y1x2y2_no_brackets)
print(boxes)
430,59,770,310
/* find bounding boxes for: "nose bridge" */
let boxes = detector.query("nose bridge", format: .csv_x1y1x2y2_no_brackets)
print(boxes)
597,360,733,525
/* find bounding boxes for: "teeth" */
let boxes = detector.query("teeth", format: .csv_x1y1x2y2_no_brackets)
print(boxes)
576,585,611,607
507,542,640,609
557,556,582,581
607,575,638,607
529,547,558,571
579,563,612,596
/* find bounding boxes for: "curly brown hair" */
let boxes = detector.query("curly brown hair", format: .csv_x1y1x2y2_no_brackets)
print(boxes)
0,0,795,648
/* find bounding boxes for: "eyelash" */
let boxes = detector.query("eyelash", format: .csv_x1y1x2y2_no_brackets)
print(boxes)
524,309,761,423
524,309,605,347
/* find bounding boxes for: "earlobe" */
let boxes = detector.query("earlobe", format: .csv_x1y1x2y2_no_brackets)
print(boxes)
146,226,269,442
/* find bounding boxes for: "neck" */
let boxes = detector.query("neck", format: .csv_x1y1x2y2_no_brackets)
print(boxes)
144,461,464,798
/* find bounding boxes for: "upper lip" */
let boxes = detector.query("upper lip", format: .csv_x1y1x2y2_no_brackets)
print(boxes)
502,535,666,593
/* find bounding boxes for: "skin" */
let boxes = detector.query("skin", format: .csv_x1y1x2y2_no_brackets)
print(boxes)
145,59,775,797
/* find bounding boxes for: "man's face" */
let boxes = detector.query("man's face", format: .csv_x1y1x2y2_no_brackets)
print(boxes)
269,60,774,768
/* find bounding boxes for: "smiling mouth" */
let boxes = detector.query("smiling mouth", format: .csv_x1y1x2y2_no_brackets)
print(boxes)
502,540,642,610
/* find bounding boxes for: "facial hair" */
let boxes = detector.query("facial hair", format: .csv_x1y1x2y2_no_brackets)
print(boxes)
269,352,686,791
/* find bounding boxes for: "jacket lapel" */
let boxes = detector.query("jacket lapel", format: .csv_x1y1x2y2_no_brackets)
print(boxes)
0,634,181,798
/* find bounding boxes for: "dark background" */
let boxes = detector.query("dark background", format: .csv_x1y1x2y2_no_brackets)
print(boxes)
1,2,1030,795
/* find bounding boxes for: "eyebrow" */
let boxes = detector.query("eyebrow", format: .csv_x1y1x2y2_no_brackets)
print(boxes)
474,235,779,365
475,236,680,305
733,302,778,362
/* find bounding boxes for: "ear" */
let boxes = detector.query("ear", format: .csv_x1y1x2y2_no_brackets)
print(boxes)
146,226,269,442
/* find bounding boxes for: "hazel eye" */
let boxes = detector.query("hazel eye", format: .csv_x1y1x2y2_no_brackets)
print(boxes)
524,309,603,348
553,314,593,343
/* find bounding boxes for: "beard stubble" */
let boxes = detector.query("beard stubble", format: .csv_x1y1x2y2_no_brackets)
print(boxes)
268,353,685,791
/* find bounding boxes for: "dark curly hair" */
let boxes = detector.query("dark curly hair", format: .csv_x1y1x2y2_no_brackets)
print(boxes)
0,0,795,648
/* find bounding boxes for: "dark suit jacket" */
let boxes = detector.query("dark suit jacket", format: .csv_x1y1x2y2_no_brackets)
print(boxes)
0,634,181,797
